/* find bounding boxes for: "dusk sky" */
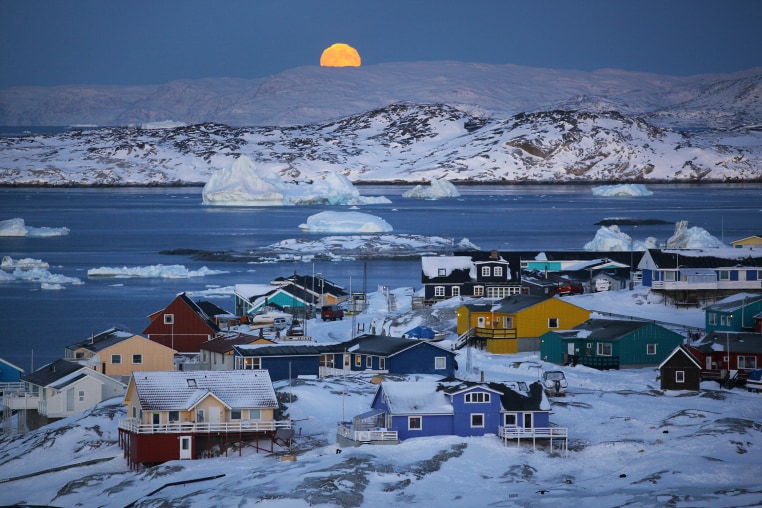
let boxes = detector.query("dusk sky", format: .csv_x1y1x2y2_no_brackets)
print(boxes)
1,0,760,88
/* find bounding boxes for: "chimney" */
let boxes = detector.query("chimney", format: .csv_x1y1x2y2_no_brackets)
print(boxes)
480,371,485,382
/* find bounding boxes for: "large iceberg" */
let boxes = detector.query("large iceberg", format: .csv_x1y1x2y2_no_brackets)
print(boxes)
592,184,653,197
584,221,725,251
299,211,393,233
202,156,391,206
402,178,461,199
0,218,70,237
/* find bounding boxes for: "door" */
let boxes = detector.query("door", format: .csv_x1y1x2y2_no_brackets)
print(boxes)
179,436,192,459
706,356,712,370
343,353,351,370
567,343,575,356
208,407,221,424
66,388,75,412
477,316,486,328
523,413,533,429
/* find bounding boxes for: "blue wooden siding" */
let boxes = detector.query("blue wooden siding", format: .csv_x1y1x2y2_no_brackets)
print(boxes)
260,356,320,381
386,345,455,377
391,414,453,441
451,388,503,437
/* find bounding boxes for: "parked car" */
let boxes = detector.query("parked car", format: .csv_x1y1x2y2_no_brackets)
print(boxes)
541,370,568,396
595,279,612,292
321,305,344,321
555,281,584,296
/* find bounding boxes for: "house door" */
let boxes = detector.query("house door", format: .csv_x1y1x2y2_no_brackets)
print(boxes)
477,316,486,328
523,413,533,428
179,436,192,459
706,357,712,370
208,407,221,424
102,362,106,374
567,343,575,356
343,354,351,370
66,388,75,412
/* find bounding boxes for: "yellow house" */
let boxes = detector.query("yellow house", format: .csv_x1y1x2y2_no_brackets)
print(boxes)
118,370,290,469
64,327,176,382
457,295,590,354
731,235,762,249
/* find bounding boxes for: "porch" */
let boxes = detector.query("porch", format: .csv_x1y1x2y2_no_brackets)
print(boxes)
336,409,398,446
118,418,291,434
499,424,568,456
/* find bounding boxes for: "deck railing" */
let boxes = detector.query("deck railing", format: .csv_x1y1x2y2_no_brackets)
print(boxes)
498,424,567,440
337,422,398,443
118,418,291,434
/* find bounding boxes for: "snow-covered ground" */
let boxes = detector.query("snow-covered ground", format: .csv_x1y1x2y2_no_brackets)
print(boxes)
1,286,760,507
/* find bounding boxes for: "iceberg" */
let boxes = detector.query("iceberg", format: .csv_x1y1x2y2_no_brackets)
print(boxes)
0,218,70,237
665,220,725,249
299,211,393,233
402,178,461,199
592,184,653,197
87,264,228,278
584,225,658,251
202,156,391,206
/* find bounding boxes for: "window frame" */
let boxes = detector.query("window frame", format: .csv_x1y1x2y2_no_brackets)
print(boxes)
470,413,485,428
434,286,445,297
675,371,685,383
434,357,446,370
111,354,121,365
408,416,422,431
646,344,656,355
465,392,490,403
738,356,757,369
597,343,612,356
504,413,517,426
481,266,491,277
548,317,559,329
132,354,143,364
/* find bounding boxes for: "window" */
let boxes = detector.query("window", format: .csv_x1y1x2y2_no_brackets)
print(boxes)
664,271,676,282
708,313,717,325
132,406,137,418
451,286,460,297
720,315,728,326
473,286,484,297
187,379,197,388
75,351,84,359
78,390,85,402
355,355,362,367
379,357,385,370
738,356,757,369
675,371,685,383
169,410,179,422
597,343,612,356
408,416,422,430
494,266,503,277
438,268,447,277
240,357,261,370
646,344,656,355
111,354,121,364
503,317,513,329
471,414,485,428
435,357,446,370
231,409,242,420
366,356,372,369
132,354,143,364
481,266,491,277
719,270,730,280
196,409,205,423
504,413,517,426
434,286,445,297
164,313,174,324
548,318,559,328
249,409,261,420
465,392,490,403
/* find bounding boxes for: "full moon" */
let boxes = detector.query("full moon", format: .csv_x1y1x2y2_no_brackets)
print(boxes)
320,43,361,67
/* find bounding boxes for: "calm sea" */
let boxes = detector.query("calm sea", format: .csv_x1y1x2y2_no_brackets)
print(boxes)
1,184,760,370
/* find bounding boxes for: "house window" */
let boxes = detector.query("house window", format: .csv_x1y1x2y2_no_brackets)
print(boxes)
408,416,422,430
503,317,513,329
481,266,491,277
75,352,84,359
719,270,730,280
379,357,386,370
187,379,197,388
355,355,362,367
452,286,460,297
548,318,559,329
471,414,485,428
366,356,372,369
646,344,656,355
504,413,517,426
664,271,676,282
164,313,174,324
597,343,612,356
473,286,484,297
708,313,717,325
241,357,261,370
434,286,445,297
738,356,757,369
720,315,728,326
249,409,261,420
494,266,503,278
435,357,446,370
132,406,137,418
169,410,179,422
111,354,121,364
465,392,490,403
675,371,685,383
79,390,85,402
231,409,242,420
132,354,143,364
196,409,205,423
438,268,447,277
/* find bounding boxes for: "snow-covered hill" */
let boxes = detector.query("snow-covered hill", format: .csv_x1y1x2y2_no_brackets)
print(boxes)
1,104,760,186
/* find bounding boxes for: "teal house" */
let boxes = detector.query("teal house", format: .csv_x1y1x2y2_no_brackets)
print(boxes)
540,319,686,369
704,293,762,333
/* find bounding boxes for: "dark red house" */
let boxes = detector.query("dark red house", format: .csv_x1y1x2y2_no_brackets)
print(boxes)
143,292,231,353
687,331,762,385
659,345,702,391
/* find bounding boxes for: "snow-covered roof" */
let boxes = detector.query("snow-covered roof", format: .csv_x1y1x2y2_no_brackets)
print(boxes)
381,382,453,415
421,256,475,280
131,370,277,411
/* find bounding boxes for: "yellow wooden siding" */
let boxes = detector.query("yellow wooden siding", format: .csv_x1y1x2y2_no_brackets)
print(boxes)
513,299,590,338
486,338,518,354
98,336,175,377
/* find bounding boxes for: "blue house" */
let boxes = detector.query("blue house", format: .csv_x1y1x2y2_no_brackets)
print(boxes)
704,293,762,333
0,356,24,384
338,380,567,453
233,334,458,380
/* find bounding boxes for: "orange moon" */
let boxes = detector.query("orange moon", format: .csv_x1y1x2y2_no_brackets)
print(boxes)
320,43,361,67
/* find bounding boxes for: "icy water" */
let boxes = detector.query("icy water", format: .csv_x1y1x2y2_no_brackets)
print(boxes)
1,183,760,369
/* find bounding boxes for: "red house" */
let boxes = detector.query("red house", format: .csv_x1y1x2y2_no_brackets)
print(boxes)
687,331,762,386
143,292,232,353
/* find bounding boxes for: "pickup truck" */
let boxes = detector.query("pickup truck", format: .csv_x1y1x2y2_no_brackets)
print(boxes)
320,305,344,321
555,281,584,296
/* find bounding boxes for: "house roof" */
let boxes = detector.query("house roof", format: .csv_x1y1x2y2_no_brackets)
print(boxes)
196,300,232,318
178,293,222,332
235,344,326,357
199,332,276,354
130,370,277,411
551,318,651,341
64,327,137,353
658,345,702,370
272,273,347,298
21,359,84,386
493,294,553,314
0,356,24,374
333,334,454,357
705,293,762,313
691,332,762,355
642,249,762,269
438,379,549,411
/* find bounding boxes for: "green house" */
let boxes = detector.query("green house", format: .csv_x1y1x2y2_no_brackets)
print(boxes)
540,319,686,369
